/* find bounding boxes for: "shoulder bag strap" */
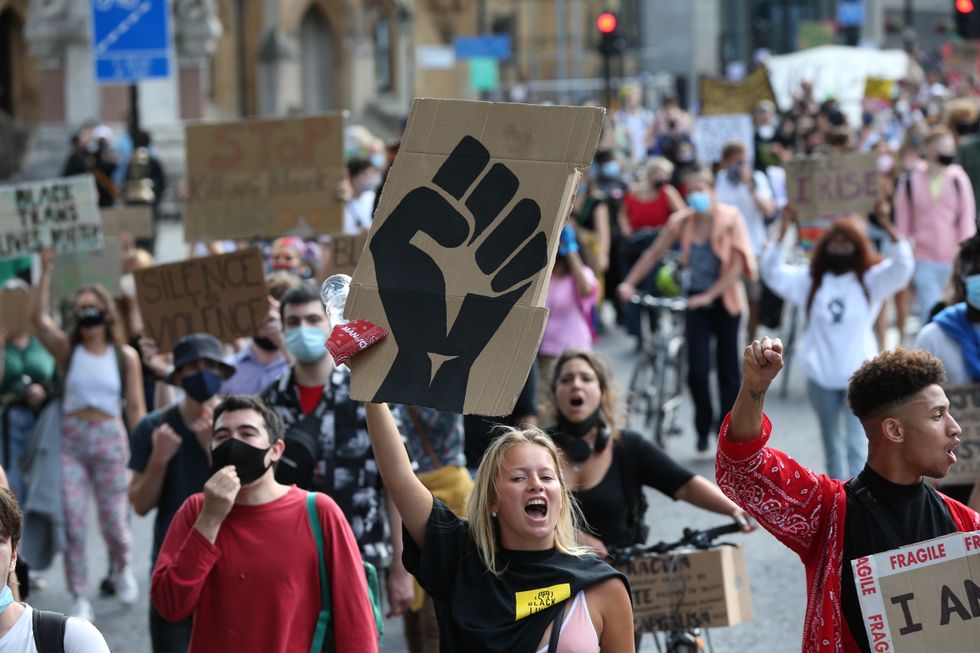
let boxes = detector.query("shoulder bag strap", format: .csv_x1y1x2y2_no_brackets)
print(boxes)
546,603,564,653
845,477,903,549
307,492,333,653
32,609,68,653
406,407,444,469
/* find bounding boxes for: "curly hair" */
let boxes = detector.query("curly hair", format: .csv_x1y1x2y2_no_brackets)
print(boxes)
847,349,947,420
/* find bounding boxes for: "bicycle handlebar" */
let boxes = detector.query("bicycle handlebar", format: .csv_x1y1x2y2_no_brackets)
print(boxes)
629,294,689,311
607,522,745,566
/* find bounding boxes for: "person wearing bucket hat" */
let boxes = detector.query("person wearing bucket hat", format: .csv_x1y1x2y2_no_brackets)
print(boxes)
128,333,234,653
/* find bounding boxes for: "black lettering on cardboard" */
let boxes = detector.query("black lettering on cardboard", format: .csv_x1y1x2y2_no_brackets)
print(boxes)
965,579,980,617
940,584,972,625
890,592,922,634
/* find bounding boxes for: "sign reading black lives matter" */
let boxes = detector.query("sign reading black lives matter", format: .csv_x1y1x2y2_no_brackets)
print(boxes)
0,175,102,261
345,99,604,416
134,248,268,352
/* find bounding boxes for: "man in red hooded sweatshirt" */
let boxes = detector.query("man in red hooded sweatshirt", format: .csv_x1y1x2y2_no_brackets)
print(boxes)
716,337,980,653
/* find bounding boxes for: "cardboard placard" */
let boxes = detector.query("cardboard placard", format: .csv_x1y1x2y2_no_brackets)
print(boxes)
134,248,268,351
184,115,345,241
864,77,896,102
51,236,124,307
699,67,776,116
692,114,755,165
785,153,877,219
323,233,368,277
852,530,980,653
942,385,980,485
0,290,36,335
0,175,102,261
101,206,155,238
624,545,753,633
345,99,604,415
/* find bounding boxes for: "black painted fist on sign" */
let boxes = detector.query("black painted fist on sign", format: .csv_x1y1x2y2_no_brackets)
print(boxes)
369,136,549,412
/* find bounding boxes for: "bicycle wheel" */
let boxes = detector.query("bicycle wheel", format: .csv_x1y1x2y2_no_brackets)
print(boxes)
649,352,670,447
627,354,658,433
657,340,687,441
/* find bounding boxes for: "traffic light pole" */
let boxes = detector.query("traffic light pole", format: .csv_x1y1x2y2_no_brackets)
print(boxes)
602,52,612,110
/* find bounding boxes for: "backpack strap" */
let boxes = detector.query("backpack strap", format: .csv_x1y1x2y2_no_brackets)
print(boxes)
32,609,68,653
845,477,903,549
307,492,333,653
546,603,564,653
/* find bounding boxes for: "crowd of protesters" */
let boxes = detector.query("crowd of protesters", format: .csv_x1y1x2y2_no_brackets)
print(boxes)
4,47,980,653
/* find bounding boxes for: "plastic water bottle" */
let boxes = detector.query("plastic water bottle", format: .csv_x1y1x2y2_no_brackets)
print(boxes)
320,274,351,327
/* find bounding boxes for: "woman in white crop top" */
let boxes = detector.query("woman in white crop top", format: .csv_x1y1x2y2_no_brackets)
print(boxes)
33,249,145,622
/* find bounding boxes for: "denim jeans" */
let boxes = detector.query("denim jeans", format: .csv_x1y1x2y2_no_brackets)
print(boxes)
2,406,36,500
912,260,953,325
807,378,867,480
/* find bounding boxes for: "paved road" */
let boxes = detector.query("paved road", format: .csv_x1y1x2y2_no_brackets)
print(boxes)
30,221,840,652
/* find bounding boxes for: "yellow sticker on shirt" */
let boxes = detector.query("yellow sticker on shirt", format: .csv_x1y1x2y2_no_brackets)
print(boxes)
514,583,571,621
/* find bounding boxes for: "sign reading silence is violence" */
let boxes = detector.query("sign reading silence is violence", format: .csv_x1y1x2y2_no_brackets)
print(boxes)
0,175,103,261
184,114,346,241
344,98,604,416
134,248,268,351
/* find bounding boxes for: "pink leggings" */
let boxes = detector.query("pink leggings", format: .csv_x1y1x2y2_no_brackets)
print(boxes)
61,415,133,597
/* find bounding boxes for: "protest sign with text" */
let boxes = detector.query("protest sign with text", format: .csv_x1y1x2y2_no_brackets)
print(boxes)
785,152,877,218
323,233,368,277
0,175,102,261
51,237,124,316
345,99,603,415
184,115,345,241
699,68,776,116
692,114,755,165
134,248,268,351
853,530,980,653
0,290,36,336
942,385,980,485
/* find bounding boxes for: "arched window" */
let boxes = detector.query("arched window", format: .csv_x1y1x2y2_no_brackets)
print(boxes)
374,15,392,94
300,6,333,112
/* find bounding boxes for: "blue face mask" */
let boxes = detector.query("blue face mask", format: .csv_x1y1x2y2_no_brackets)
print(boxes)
966,274,980,310
181,369,224,403
370,152,386,170
0,585,12,615
600,161,621,179
285,326,328,363
687,191,712,214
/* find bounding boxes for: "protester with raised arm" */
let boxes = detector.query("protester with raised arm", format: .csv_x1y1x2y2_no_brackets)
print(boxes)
717,338,980,653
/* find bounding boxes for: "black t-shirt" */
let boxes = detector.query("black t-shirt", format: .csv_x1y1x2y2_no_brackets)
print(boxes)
841,465,957,652
570,430,694,548
128,404,212,563
403,499,627,653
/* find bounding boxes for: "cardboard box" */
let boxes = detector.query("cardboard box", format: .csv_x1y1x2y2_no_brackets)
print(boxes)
942,385,980,485
0,175,102,261
101,206,155,238
624,545,753,634
852,530,980,653
785,152,878,219
134,248,268,351
0,290,36,335
323,233,369,277
346,98,603,415
699,68,776,116
184,114,345,241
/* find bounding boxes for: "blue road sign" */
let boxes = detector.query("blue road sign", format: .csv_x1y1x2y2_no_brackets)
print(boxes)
453,36,512,60
837,1,865,28
90,0,171,83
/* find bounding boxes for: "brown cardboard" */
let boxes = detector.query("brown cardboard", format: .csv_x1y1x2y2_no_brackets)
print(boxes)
323,233,369,277
345,98,604,415
134,248,268,351
699,68,776,116
101,206,155,238
0,290,36,335
51,236,124,306
942,385,980,485
852,530,980,653
785,152,878,218
184,114,345,241
624,545,753,633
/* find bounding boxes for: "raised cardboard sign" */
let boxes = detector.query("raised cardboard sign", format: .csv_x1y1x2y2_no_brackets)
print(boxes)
345,99,603,415
134,248,267,351
785,152,877,218
101,206,155,238
943,385,980,485
51,236,124,306
0,175,102,261
323,233,369,277
184,115,345,241
700,67,776,116
0,290,36,335
692,114,755,165
853,531,980,653
624,545,753,633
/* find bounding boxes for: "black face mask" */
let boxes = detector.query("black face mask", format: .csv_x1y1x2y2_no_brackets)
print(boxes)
938,154,956,166
826,253,855,275
653,180,668,190
210,439,271,485
76,307,106,328
252,336,279,352
555,409,604,463
556,407,601,438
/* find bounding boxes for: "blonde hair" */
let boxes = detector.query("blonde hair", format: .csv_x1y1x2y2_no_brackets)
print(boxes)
466,427,589,575
645,156,674,177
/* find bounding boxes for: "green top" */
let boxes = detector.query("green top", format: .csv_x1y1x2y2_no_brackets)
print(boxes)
1,337,56,397
0,258,31,286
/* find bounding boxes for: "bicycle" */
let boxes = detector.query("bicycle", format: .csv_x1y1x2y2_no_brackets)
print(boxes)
608,522,748,653
625,294,688,448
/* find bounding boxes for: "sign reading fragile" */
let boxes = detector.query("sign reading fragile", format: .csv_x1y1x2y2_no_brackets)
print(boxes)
184,115,345,241
134,248,268,351
0,175,102,261
785,152,878,218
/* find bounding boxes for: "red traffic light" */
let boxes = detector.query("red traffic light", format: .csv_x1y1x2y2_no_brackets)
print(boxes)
958,0,975,13
597,12,617,33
